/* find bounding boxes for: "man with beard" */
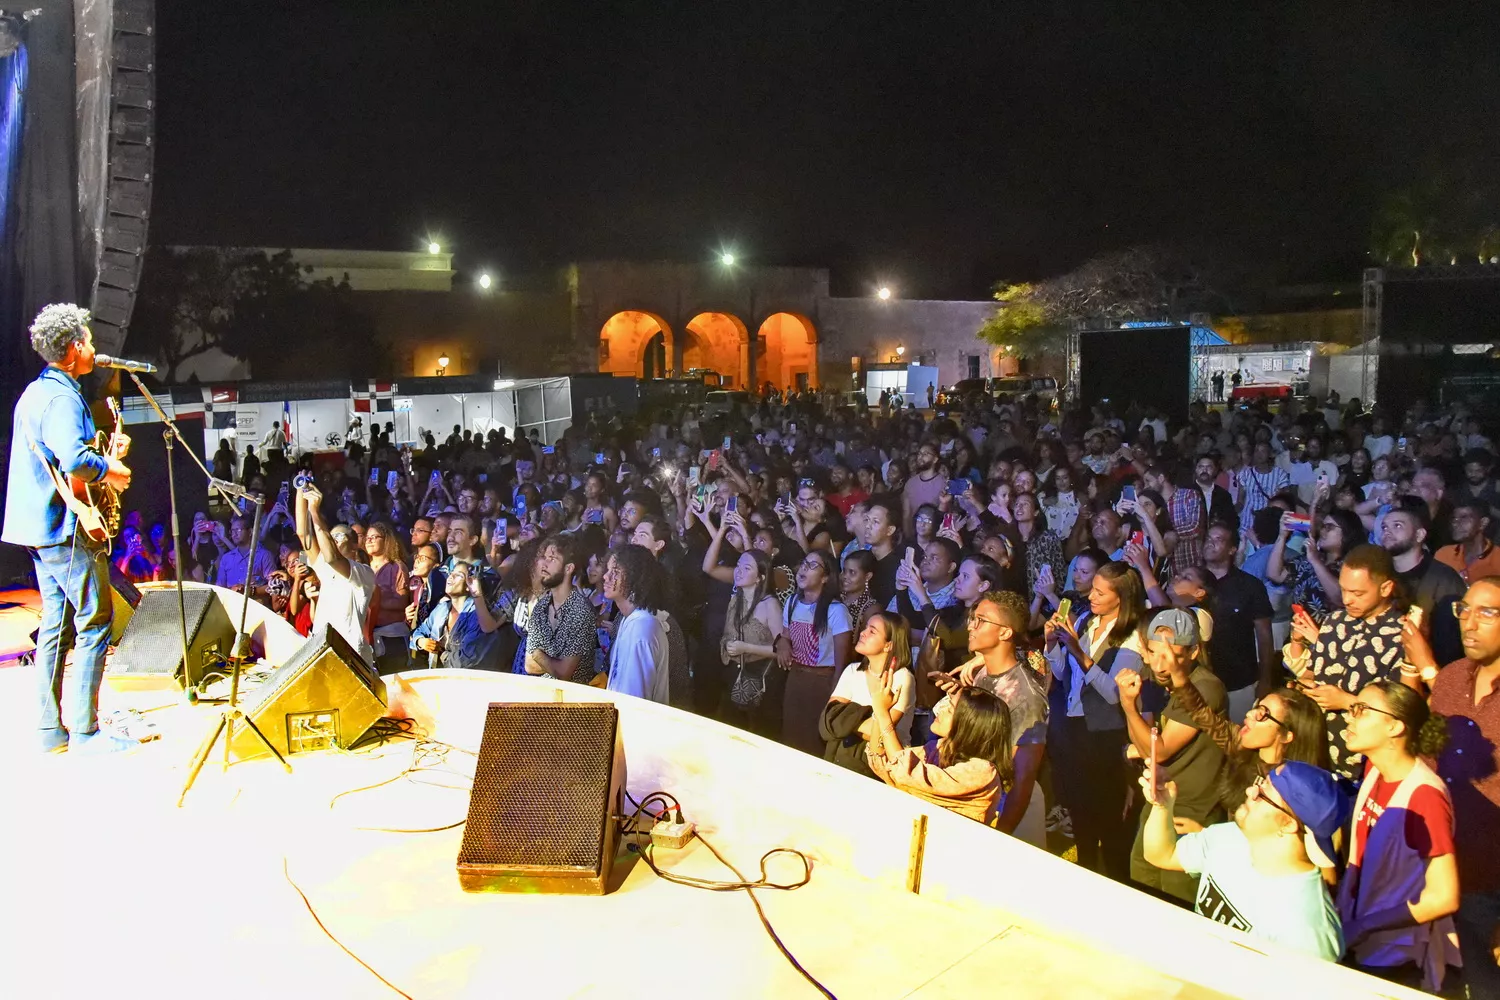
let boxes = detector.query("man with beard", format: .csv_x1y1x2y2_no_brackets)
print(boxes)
410,560,497,670
1194,453,1239,532
902,442,946,537
1405,576,1500,996
1454,450,1500,540
1382,506,1464,666
523,535,598,683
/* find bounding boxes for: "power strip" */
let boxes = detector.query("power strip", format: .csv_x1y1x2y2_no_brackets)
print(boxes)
651,819,696,851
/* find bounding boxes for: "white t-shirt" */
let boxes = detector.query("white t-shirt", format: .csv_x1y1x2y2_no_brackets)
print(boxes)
1175,822,1343,961
311,556,376,665
783,599,853,666
830,664,914,743
608,608,670,704
1364,434,1395,460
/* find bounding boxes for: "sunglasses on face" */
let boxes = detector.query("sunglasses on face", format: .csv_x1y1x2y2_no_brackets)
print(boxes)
1246,702,1288,728
1346,701,1400,721
1249,777,1302,830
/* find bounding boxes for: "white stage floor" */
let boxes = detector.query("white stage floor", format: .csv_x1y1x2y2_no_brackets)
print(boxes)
0,665,1423,999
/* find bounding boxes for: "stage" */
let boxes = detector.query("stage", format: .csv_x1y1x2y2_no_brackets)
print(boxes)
0,586,41,666
0,664,1427,1000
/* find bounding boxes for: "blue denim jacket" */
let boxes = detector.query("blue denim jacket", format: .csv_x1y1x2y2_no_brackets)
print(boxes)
2,367,110,548
410,596,497,670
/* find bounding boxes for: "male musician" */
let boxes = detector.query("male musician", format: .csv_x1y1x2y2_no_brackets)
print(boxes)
3,304,132,753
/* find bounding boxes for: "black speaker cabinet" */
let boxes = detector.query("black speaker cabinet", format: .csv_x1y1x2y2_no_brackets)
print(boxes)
231,624,387,761
106,563,142,644
458,702,625,895
106,588,233,691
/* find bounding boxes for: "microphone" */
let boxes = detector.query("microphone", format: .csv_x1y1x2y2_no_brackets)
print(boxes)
94,353,158,374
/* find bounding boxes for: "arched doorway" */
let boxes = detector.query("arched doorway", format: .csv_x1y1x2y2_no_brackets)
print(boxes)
756,313,818,392
599,311,673,379
684,312,749,387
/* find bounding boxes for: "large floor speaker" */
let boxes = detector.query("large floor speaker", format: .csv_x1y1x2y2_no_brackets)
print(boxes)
458,702,625,895
107,563,142,644
231,624,386,761
107,588,233,691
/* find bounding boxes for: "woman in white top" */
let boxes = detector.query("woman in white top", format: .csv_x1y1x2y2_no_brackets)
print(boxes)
822,612,916,772
1045,560,1146,881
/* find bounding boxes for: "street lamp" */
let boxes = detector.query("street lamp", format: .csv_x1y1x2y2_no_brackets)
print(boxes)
896,345,905,357
436,353,450,376
427,241,441,255
877,286,892,301
720,251,736,267
478,272,493,290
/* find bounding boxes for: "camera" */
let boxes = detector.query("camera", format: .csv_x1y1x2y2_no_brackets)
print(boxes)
293,471,315,492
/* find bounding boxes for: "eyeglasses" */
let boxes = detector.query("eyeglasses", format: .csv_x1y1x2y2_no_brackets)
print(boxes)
967,613,1003,629
1249,777,1303,831
1455,602,1500,623
1346,701,1401,721
1246,702,1288,728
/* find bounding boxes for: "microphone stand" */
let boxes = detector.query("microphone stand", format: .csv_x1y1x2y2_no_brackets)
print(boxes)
121,373,290,804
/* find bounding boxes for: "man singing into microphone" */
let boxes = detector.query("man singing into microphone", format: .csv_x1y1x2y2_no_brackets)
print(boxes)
3,304,133,753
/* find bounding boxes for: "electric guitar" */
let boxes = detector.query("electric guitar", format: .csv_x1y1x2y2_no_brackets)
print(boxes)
30,396,125,543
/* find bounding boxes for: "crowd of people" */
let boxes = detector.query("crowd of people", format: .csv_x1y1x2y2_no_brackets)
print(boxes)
110,385,1500,995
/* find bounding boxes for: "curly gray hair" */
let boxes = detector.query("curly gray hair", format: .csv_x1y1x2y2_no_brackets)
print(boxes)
29,303,92,362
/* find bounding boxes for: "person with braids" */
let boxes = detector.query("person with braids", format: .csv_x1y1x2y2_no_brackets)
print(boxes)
1337,680,1460,992
603,544,670,703
774,549,853,755
6,306,133,753
863,667,1014,826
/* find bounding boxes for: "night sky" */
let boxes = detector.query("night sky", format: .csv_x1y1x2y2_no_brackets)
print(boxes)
150,3,1500,299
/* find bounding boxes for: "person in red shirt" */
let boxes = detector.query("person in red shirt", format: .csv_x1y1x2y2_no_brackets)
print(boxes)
825,462,867,520
1338,680,1460,992
1425,577,1500,998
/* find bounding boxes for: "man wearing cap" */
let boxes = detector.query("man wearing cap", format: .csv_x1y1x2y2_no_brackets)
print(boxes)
1140,760,1349,961
1116,608,1228,905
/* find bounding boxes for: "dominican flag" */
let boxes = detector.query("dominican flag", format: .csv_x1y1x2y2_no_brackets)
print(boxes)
283,400,294,446
206,386,238,430
352,380,396,414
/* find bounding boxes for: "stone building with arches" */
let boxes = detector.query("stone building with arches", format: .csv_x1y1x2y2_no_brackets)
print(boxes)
223,253,1006,392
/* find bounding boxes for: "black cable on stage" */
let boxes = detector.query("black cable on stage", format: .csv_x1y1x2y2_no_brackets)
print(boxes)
282,857,415,999
623,790,837,998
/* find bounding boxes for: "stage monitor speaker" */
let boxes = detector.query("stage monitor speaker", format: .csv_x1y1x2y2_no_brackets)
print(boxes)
230,623,386,761
458,702,625,895
106,563,142,644
107,588,233,691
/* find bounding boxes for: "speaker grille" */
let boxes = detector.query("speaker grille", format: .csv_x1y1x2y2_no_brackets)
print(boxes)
459,703,618,872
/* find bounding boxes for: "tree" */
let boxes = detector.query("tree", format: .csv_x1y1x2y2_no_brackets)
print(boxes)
129,246,259,381
979,245,1222,357
129,247,383,380
1371,164,1500,267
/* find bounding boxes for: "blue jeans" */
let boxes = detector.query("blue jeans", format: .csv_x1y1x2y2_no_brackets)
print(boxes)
31,534,112,750
1457,890,1500,1000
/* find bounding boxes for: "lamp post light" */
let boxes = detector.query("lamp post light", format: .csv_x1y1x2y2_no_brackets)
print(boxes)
720,251,736,267
436,353,450,377
896,344,905,358
427,241,441,255
877,286,892,301
478,272,493,291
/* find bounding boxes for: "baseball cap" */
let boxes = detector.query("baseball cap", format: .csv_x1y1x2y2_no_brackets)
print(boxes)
1148,608,1199,646
1267,762,1354,869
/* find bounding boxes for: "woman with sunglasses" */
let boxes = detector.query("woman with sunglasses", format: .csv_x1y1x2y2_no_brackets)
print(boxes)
1156,631,1330,808
1337,680,1460,993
